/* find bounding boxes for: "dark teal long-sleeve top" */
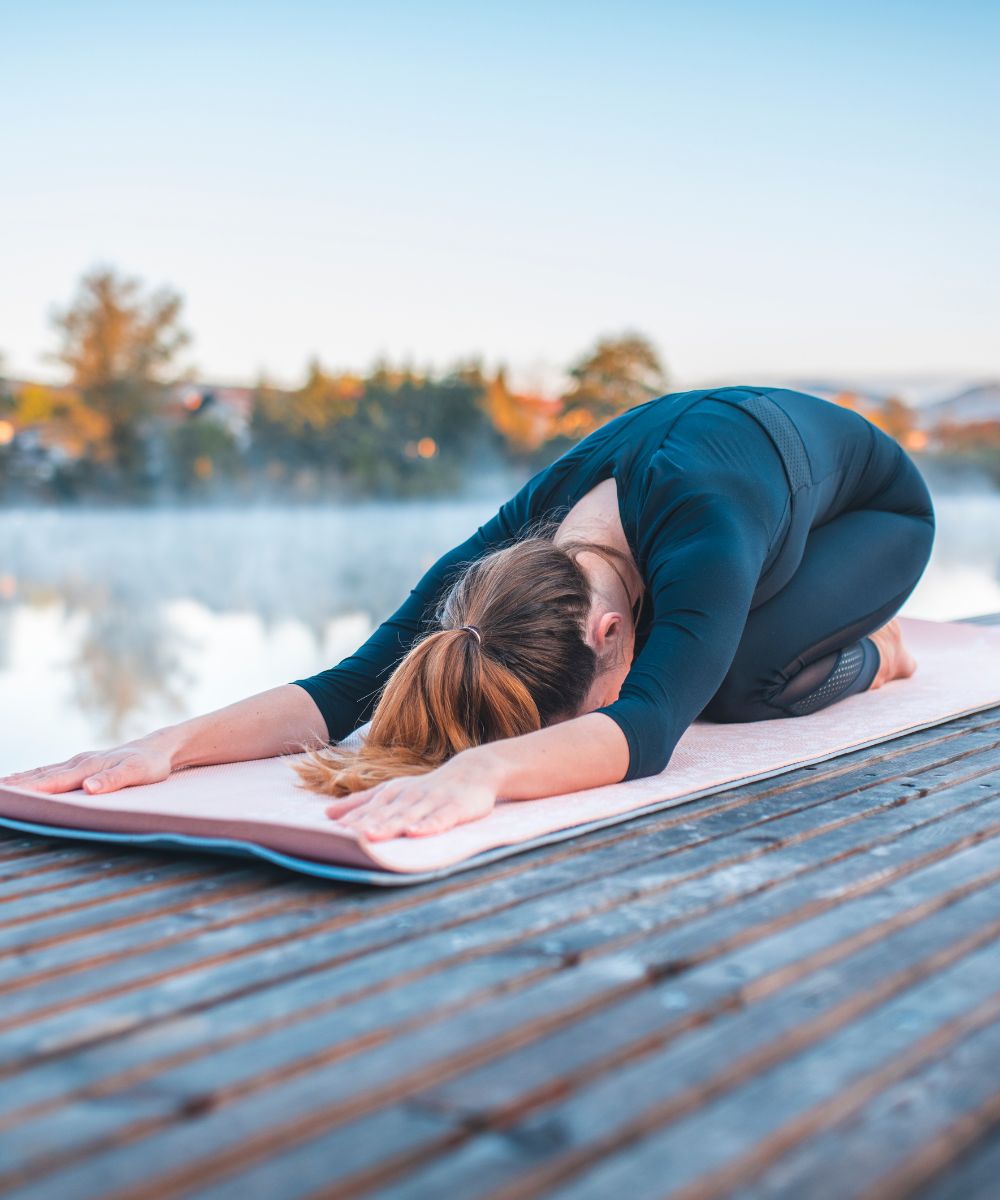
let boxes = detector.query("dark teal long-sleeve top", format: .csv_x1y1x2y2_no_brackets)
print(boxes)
290,388,813,781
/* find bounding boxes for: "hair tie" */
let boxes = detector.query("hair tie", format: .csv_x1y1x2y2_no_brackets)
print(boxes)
458,624,482,645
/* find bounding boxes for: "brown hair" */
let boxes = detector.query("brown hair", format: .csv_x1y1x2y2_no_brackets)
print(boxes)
293,517,643,797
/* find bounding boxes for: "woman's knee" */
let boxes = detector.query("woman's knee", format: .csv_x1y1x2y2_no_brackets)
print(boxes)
868,439,936,526
884,509,935,589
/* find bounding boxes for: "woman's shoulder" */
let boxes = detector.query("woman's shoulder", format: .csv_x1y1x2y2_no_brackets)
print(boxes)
547,388,720,472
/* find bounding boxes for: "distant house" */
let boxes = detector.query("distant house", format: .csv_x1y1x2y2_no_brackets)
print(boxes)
169,384,254,449
0,378,92,474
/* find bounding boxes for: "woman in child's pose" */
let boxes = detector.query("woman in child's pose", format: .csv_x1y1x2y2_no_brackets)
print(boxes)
2,388,933,842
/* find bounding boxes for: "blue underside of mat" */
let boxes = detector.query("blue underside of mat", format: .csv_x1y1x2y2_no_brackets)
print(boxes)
0,814,458,887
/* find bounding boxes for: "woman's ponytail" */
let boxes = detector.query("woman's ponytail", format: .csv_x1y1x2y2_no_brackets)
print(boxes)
293,623,542,796
293,523,636,797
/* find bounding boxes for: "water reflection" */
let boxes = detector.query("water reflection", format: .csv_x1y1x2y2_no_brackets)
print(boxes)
1,493,998,771
0,501,498,764
68,577,196,741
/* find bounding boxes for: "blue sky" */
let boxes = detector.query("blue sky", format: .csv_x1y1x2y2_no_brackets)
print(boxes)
2,1,998,390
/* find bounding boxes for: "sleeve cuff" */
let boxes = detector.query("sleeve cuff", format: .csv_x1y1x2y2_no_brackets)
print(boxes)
592,703,642,782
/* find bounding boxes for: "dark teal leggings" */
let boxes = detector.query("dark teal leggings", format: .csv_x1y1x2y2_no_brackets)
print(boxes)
702,413,935,723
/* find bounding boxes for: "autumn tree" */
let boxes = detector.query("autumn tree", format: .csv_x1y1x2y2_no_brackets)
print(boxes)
50,267,191,480
484,368,560,454
873,396,916,442
559,333,667,437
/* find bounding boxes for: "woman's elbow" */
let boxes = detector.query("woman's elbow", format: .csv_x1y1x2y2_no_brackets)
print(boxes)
630,732,680,780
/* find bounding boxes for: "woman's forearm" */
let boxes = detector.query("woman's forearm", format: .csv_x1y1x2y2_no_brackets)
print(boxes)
319,712,632,842
150,684,329,770
0,684,331,796
463,712,631,800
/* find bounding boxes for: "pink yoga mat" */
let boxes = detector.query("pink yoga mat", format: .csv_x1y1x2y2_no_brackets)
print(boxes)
2,617,999,884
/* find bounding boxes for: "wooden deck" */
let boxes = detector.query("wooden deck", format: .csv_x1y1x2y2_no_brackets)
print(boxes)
2,618,1000,1199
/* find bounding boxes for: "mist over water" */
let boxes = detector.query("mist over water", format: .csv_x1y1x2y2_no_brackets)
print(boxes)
1,487,998,773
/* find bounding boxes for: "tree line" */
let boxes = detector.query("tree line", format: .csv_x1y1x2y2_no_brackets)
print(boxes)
5,266,980,504
0,268,669,503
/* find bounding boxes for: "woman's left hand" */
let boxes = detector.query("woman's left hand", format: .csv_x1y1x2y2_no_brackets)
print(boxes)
324,755,498,841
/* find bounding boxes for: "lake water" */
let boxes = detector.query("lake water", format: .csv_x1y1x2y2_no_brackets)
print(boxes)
2,491,999,774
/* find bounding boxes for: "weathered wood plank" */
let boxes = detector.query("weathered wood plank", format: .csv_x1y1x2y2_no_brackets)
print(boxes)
4,826,1000,1197
0,859,255,928
516,769,1000,962
0,872,301,966
499,948,1000,1200
186,1105,462,1200
3,854,993,1190
0,845,136,881
0,859,264,914
0,954,548,1191
730,1019,1000,1199
146,875,1000,1200
0,881,337,1005
419,862,1000,1122
0,835,92,862
912,1128,1000,1200
0,954,649,1200
398,879,1000,1194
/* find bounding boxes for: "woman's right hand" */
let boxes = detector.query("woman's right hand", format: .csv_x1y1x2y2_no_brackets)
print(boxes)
0,734,177,796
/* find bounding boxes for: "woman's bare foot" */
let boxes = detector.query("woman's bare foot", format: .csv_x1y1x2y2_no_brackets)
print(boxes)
868,618,917,690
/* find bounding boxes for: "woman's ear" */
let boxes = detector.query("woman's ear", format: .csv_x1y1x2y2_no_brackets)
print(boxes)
593,609,626,662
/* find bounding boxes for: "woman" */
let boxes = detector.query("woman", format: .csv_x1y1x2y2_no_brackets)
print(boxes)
1,387,934,843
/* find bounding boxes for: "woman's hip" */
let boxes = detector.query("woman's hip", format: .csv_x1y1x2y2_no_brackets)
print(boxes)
746,390,935,606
